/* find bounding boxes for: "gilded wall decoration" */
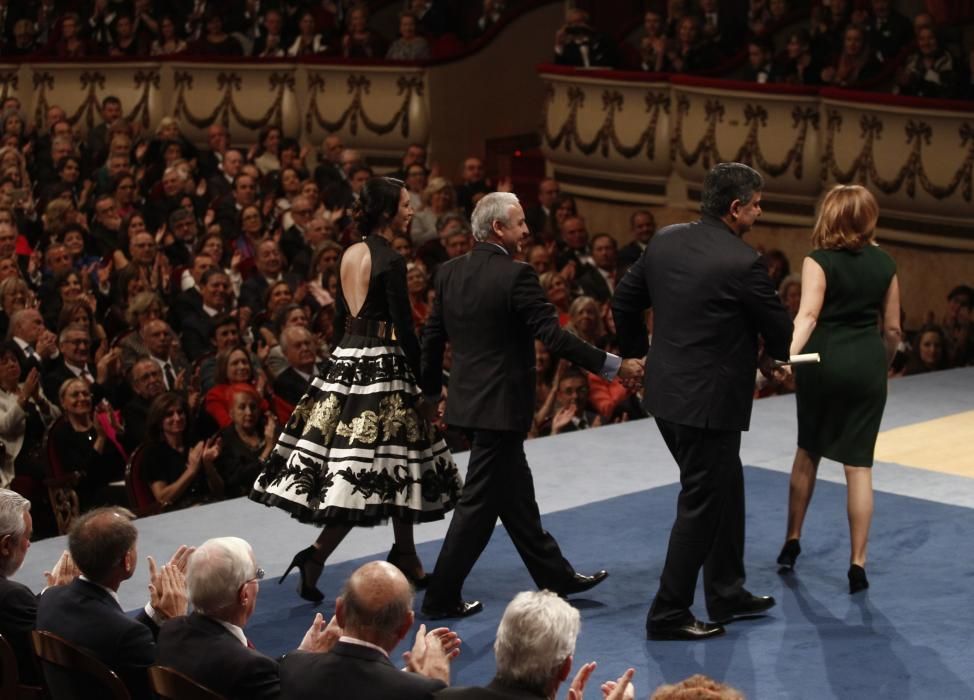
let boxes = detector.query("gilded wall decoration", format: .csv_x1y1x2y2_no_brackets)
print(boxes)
733,104,818,179
173,70,295,131
304,73,424,138
541,83,670,160
672,95,726,169
823,110,974,202
0,71,17,103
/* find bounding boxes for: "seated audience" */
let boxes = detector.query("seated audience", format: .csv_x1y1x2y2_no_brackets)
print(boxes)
0,489,79,686
553,7,616,68
278,560,459,698
387,11,431,61
0,346,55,492
155,536,339,698
49,377,126,511
35,507,190,700
902,323,949,375
142,392,224,510
896,26,960,98
216,386,278,498
438,590,634,700
205,345,274,428
820,25,882,88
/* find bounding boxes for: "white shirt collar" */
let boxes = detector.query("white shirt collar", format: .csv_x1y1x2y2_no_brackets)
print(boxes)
339,635,389,658
202,304,220,317
13,337,34,354
213,617,249,647
293,367,312,382
64,360,90,376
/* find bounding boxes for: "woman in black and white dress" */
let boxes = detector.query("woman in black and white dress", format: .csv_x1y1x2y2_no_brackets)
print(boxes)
250,177,460,602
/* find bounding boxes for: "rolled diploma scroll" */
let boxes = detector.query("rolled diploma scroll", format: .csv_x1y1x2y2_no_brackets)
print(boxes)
775,353,821,366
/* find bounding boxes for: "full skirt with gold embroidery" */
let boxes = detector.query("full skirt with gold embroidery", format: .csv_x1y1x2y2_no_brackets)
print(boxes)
249,334,461,525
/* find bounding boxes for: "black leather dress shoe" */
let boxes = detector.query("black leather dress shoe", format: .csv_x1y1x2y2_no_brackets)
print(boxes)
556,570,609,596
420,600,484,620
647,619,725,641
709,594,776,624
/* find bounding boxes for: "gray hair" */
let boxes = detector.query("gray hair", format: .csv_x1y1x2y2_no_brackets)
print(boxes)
187,537,256,616
279,324,310,354
0,488,30,540
0,490,30,576
494,590,580,693
700,162,763,218
471,192,520,242
58,323,90,344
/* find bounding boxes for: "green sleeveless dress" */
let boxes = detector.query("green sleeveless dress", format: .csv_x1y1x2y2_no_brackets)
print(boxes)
795,244,896,467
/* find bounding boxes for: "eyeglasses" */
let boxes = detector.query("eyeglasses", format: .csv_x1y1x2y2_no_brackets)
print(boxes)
63,338,90,347
240,567,265,592
292,208,312,215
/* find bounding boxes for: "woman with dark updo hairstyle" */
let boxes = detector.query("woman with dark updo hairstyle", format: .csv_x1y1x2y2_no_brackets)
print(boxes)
251,177,461,603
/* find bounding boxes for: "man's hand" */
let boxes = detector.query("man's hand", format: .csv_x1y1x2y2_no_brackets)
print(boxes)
147,557,188,620
567,661,597,700
551,404,576,435
298,613,343,653
166,544,196,574
402,624,457,684
43,550,80,588
600,668,635,700
617,358,645,390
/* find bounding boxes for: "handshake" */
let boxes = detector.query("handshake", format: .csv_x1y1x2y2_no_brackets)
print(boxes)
617,357,645,391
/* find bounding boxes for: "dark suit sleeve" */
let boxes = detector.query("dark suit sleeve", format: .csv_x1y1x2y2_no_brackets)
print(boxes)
420,272,448,397
239,278,262,313
0,583,39,682
180,315,212,362
611,252,653,358
741,257,792,361
512,265,605,373
385,254,422,380
237,653,281,700
117,617,157,700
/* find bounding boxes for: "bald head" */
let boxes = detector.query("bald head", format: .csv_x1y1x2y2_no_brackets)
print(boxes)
337,561,414,651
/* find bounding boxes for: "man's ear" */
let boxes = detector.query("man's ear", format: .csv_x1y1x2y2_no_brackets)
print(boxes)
728,199,742,220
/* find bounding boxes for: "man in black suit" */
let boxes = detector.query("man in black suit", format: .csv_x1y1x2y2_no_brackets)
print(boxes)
612,162,792,641
437,590,630,700
206,148,243,205
420,192,643,619
524,177,559,239
575,233,619,303
169,253,215,333
238,239,302,314
0,489,79,686
120,359,166,454
41,324,121,408
273,326,322,406
617,210,656,272
196,123,230,181
180,268,232,361
140,320,189,391
162,208,198,269
35,507,190,699
156,536,337,698
279,561,457,699
7,308,57,381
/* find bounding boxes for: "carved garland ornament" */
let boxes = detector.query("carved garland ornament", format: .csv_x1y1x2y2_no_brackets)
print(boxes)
541,84,670,159
305,73,424,137
822,109,974,201
31,69,159,131
172,71,294,131
0,71,17,102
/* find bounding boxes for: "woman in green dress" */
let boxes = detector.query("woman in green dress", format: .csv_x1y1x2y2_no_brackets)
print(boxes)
776,185,902,593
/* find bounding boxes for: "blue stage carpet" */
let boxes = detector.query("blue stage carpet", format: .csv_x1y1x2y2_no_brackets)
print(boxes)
245,466,974,699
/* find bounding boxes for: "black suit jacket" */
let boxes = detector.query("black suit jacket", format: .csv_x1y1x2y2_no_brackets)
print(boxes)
180,308,219,361
422,242,605,432
273,365,318,406
437,677,547,699
155,613,279,699
239,272,303,313
575,264,614,303
611,214,791,431
616,240,646,271
41,357,108,408
279,642,444,700
523,205,549,239
0,576,39,685
35,578,158,700
10,340,42,382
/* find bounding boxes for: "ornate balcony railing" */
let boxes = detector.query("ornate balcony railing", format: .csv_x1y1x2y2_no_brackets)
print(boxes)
539,65,974,250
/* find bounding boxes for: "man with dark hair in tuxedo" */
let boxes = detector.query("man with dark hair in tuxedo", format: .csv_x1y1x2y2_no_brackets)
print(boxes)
613,162,791,641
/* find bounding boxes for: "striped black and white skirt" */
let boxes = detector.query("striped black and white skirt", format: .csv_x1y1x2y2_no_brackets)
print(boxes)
249,333,461,526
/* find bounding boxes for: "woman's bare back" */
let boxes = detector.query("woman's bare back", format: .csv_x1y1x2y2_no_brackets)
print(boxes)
340,241,372,317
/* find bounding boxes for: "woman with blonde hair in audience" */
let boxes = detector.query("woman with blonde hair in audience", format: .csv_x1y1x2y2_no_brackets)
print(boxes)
778,184,901,594
142,392,224,510
409,177,457,245
49,378,126,511
0,342,58,492
539,271,573,327
386,11,430,61
0,277,30,340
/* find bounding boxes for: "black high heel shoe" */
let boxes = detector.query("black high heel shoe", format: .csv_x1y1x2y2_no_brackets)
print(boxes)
280,546,325,603
387,544,430,589
777,539,801,570
848,564,869,594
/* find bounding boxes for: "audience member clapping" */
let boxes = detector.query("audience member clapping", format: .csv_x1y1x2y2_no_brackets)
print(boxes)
341,4,387,58
896,26,960,98
215,387,278,498
0,347,56,491
387,11,431,61
205,345,273,428
155,536,341,697
142,391,223,510
35,507,192,699
820,25,882,87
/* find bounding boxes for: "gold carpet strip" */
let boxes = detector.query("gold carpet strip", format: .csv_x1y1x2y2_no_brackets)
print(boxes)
874,411,974,477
